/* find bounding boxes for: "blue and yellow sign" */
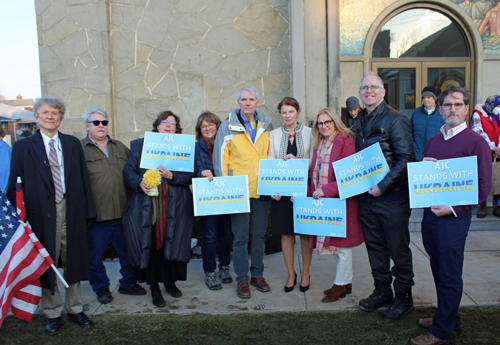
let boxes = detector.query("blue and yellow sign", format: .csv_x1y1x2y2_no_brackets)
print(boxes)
407,156,478,208
192,175,250,216
293,197,346,237
333,143,389,199
140,132,195,172
257,159,308,197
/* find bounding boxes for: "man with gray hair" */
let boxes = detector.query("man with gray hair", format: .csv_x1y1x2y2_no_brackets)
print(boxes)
81,108,146,305
7,96,96,335
354,73,415,322
213,86,274,299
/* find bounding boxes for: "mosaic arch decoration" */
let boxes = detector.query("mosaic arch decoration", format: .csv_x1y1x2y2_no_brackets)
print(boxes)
340,0,500,55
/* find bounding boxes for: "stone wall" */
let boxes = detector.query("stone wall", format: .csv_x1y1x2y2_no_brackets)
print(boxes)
36,0,291,142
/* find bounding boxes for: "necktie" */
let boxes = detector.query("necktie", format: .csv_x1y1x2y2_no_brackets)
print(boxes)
49,139,64,202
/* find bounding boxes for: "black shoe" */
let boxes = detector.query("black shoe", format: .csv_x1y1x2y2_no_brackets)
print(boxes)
299,275,310,292
118,284,146,295
284,272,297,293
151,286,166,307
359,283,393,311
45,317,61,336
66,312,92,328
165,282,182,298
96,289,113,304
382,292,414,321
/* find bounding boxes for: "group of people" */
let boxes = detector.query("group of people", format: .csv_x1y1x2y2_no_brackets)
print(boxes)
3,72,493,345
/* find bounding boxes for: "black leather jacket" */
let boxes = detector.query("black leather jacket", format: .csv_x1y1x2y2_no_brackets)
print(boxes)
354,101,414,195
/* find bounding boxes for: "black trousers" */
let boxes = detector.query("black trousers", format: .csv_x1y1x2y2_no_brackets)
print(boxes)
359,199,414,293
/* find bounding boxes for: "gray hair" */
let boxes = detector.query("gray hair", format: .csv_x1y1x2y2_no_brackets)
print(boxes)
238,86,260,101
84,108,108,123
438,85,472,106
33,96,66,118
359,72,384,89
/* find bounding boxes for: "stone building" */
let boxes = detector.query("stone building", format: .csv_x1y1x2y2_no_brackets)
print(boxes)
35,0,500,141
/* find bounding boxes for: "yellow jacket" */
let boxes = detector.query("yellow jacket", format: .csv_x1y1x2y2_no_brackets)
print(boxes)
213,109,273,198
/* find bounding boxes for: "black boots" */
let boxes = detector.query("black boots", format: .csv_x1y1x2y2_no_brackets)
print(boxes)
150,284,166,307
359,281,393,311
382,289,414,321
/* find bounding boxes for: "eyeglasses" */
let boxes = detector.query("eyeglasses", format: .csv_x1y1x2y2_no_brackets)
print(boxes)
317,120,333,128
201,123,216,130
161,120,177,126
88,120,109,126
359,85,383,91
442,103,465,110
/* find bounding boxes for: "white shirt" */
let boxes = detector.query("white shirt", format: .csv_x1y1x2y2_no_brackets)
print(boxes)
40,131,66,194
440,122,467,141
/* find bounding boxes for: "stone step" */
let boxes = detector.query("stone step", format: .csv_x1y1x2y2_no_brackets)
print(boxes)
409,206,500,232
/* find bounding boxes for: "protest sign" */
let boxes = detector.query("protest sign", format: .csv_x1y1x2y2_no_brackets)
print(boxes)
140,132,195,172
192,175,250,216
293,197,346,237
333,143,389,199
257,159,308,197
407,156,478,208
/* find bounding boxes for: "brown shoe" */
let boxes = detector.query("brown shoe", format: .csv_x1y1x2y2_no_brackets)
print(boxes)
237,279,250,299
418,318,461,331
477,200,487,218
324,283,352,295
410,332,448,345
493,196,500,217
322,284,346,303
250,277,271,292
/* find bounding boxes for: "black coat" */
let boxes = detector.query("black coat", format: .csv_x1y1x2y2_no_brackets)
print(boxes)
6,130,97,292
354,101,415,194
122,138,194,269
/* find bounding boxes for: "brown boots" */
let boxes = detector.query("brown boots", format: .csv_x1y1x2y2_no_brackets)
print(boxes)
477,200,487,218
322,283,352,303
493,196,500,217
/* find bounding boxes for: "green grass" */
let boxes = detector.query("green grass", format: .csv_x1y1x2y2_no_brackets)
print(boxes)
1,307,499,344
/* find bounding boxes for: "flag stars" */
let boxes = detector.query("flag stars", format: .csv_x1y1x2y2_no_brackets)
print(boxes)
11,212,16,217
7,223,14,229
4,200,10,206
5,215,10,220
1,232,7,238
2,206,6,211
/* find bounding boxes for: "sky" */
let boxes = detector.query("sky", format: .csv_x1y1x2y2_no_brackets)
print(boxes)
0,0,41,100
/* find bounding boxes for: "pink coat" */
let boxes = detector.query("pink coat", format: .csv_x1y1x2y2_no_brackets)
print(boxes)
308,133,364,248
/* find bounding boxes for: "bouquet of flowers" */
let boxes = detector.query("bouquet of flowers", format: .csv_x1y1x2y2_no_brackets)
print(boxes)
143,169,162,196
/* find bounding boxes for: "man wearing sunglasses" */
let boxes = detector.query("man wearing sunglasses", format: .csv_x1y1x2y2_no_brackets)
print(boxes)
7,96,97,335
81,108,146,305
354,72,415,322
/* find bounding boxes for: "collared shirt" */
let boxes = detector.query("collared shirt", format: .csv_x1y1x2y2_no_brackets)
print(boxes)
240,110,259,143
89,136,109,157
40,131,66,193
440,122,467,141
425,107,435,115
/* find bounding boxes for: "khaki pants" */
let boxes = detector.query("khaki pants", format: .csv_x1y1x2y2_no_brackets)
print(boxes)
41,198,83,318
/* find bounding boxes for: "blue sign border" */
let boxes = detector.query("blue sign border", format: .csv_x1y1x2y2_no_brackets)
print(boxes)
257,159,308,196
140,132,195,172
293,197,346,237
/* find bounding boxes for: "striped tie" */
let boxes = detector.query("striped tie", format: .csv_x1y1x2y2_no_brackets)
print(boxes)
49,139,64,203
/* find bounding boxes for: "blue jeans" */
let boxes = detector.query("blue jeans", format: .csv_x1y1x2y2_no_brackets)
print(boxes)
200,214,232,273
230,198,270,282
87,219,137,292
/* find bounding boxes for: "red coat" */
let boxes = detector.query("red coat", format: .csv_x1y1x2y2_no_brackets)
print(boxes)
307,133,364,248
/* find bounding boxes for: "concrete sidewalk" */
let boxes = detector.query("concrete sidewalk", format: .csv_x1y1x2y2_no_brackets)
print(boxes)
31,228,500,316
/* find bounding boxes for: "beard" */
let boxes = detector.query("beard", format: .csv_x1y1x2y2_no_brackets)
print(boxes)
445,113,464,127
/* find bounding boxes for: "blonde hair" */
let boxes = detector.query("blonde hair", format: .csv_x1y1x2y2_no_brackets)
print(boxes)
311,107,353,149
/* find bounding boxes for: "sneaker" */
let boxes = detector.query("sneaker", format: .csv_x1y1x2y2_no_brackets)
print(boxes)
96,289,113,304
205,272,222,290
382,292,414,321
219,266,233,284
118,284,147,295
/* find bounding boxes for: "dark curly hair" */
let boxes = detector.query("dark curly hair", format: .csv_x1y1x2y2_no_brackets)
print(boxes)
152,110,182,133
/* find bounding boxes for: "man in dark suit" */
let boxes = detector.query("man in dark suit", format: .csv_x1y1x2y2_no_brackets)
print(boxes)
7,96,97,335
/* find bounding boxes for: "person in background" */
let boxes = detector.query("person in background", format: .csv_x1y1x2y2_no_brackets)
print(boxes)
194,111,233,291
122,111,194,307
411,86,444,162
308,108,364,303
471,94,500,218
268,97,313,293
81,108,146,305
7,96,96,335
0,126,11,192
341,96,362,130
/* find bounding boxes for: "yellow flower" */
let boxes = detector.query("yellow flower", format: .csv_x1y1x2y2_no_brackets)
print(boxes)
143,169,162,188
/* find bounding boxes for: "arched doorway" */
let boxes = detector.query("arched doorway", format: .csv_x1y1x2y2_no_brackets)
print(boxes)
369,5,474,119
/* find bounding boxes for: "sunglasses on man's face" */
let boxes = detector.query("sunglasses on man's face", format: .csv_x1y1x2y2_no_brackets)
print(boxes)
88,120,109,126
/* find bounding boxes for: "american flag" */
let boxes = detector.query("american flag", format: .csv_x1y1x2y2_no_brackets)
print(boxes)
0,186,53,327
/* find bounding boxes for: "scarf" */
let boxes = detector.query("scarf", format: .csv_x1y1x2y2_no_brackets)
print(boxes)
483,95,500,127
202,136,214,164
312,138,334,190
152,182,169,251
279,122,305,159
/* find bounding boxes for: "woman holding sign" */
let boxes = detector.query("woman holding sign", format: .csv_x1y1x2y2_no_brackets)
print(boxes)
309,108,364,303
194,112,233,291
123,111,195,308
269,97,314,293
